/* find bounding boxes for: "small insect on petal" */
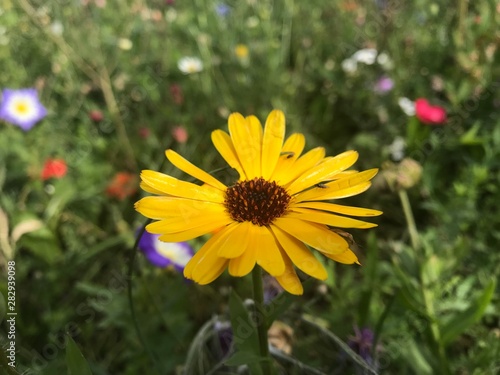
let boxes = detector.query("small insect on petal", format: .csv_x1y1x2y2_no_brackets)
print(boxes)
280,151,295,159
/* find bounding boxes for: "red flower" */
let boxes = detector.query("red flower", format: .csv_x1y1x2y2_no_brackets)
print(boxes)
106,172,137,200
139,127,151,139
89,110,104,122
169,84,184,105
415,98,447,125
41,158,67,180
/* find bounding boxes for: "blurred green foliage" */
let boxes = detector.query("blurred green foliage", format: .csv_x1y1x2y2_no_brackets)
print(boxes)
0,0,499,374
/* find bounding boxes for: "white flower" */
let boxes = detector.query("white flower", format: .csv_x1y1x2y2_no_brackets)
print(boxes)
388,136,406,161
246,16,260,28
165,8,177,22
50,21,64,36
177,57,203,74
352,48,378,65
398,97,416,116
344,49,393,71
324,59,335,71
341,58,358,73
377,52,394,70
117,38,133,50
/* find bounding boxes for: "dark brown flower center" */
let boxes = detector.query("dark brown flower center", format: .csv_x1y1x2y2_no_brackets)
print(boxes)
224,177,291,226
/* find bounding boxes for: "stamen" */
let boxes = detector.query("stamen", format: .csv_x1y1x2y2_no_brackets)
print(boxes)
224,177,291,226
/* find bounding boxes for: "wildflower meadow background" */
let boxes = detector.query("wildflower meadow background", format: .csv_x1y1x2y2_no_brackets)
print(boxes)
1,0,499,374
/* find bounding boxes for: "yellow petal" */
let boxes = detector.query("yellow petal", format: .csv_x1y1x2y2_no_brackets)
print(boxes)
217,221,253,258
324,170,358,181
299,182,372,202
293,201,383,217
279,147,326,186
228,238,257,277
211,130,246,180
165,149,226,190
141,170,224,203
261,110,286,180
274,250,303,295
322,249,360,265
154,216,232,242
270,133,306,182
282,133,306,160
254,225,285,276
184,224,235,279
287,208,377,229
286,151,359,195
274,217,348,254
184,227,234,284
271,225,327,280
229,113,263,179
140,181,165,195
294,169,378,201
135,196,224,220
145,211,230,233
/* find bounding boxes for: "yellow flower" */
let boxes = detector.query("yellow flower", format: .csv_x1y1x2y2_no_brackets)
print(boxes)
135,110,381,295
235,44,249,59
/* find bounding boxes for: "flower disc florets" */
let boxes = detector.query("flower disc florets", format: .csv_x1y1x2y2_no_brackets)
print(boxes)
224,177,291,226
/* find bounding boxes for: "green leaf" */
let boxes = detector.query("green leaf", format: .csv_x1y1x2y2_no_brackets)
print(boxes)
301,316,378,375
66,335,93,375
460,122,484,145
16,225,62,263
228,290,263,375
224,351,262,366
440,278,496,346
406,116,430,150
265,292,295,329
44,180,76,223
358,232,379,326
402,339,433,375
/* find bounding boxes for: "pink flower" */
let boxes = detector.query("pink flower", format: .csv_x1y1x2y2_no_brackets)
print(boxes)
41,158,67,180
172,125,188,143
415,98,446,125
374,76,394,94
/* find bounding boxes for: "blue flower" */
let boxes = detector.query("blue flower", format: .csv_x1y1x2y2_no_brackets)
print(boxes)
138,231,193,272
215,3,230,17
0,88,47,131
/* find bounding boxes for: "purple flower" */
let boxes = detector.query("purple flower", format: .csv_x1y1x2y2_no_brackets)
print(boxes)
0,88,47,131
263,275,284,304
214,320,233,358
374,76,394,94
138,231,193,272
215,3,230,16
348,326,379,368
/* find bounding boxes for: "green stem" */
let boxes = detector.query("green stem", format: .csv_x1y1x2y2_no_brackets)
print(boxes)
252,266,272,375
457,0,469,48
98,67,138,171
397,189,449,373
398,190,420,251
